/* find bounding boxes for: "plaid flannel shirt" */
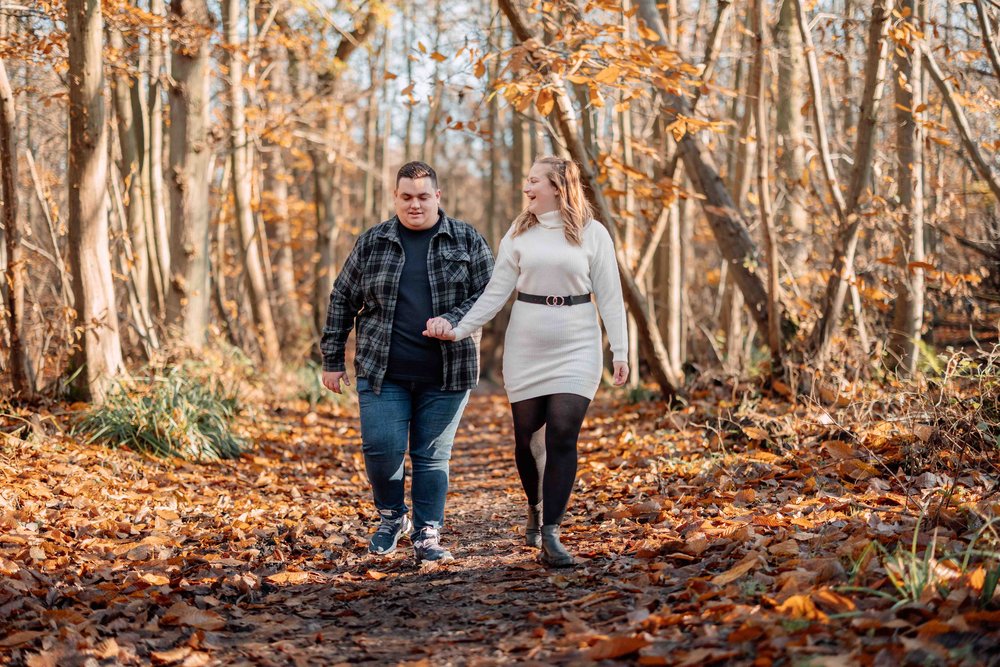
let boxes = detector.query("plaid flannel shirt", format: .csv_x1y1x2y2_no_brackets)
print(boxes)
321,211,495,394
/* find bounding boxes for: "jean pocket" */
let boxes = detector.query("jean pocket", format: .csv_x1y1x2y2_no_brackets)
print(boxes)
356,376,371,392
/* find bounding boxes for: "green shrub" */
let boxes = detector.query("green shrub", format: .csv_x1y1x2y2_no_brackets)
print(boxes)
75,369,245,460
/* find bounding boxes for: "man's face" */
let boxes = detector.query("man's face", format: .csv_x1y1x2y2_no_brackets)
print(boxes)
394,177,441,231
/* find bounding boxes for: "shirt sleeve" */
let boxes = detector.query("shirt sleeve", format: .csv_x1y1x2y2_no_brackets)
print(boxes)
590,223,628,362
320,235,366,372
450,233,519,341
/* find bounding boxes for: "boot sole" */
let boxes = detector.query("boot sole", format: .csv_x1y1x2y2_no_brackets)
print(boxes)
541,553,576,568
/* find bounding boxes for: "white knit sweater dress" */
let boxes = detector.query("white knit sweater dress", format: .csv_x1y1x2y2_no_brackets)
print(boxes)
450,210,628,403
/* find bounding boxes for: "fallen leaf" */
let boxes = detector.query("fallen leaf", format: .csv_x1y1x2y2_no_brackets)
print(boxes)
161,601,226,631
265,570,310,585
711,552,763,586
585,635,650,660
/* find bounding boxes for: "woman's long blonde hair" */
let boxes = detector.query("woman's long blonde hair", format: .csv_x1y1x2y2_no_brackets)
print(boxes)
512,156,593,246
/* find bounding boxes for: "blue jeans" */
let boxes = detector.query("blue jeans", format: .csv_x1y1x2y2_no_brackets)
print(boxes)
356,376,470,531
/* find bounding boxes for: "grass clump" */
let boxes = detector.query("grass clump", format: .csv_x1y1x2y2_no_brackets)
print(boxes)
75,368,245,460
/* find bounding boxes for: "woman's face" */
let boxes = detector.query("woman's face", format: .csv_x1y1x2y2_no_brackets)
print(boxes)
523,164,560,215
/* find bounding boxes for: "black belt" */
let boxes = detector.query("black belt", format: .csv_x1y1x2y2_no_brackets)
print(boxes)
516,292,592,306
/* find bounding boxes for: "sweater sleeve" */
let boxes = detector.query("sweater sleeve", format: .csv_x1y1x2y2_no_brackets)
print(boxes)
590,223,628,362
450,234,519,341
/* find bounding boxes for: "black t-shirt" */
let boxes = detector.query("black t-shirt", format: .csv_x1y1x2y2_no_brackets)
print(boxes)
385,219,445,384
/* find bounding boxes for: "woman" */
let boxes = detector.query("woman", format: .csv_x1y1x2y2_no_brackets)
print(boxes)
423,156,628,567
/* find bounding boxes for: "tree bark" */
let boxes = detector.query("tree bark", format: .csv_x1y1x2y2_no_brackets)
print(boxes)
775,0,809,273
751,0,783,372
0,57,34,397
223,0,281,370
261,30,303,353
974,0,1000,82
109,27,151,318
67,0,124,402
166,0,214,348
634,0,792,343
923,48,1000,204
887,0,925,376
811,0,896,362
148,0,170,316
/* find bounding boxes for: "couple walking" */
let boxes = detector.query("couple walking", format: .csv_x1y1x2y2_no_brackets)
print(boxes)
320,158,627,567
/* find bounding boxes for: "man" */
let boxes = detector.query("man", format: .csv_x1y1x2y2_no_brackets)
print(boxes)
321,161,494,562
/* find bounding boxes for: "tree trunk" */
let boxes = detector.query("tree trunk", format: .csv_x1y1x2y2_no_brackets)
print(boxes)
166,0,214,348
223,0,280,370
0,57,34,397
751,0,783,372
922,49,1000,204
888,0,925,376
67,0,124,402
775,0,809,273
633,0,792,343
109,27,151,317
973,0,1000,82
811,0,895,362
148,0,170,316
261,38,303,353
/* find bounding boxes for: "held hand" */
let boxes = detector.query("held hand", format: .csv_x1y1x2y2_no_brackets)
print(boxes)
423,317,456,340
322,370,350,394
612,361,629,387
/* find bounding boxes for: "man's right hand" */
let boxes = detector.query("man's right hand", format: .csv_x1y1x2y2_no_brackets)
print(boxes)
322,371,350,394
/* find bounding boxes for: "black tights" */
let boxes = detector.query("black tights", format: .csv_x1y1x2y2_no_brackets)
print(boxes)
510,393,591,526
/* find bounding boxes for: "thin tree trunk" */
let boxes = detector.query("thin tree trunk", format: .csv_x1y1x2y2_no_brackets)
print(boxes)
223,0,280,370
109,27,151,316
888,0,925,375
261,45,302,353
811,0,895,362
923,49,1000,203
974,0,1000,81
751,0,783,372
67,0,124,402
148,0,170,316
0,57,34,397
634,0,791,342
166,0,214,348
793,0,847,220
775,0,809,273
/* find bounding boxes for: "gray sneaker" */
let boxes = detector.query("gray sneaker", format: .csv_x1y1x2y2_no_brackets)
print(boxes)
412,527,454,563
368,512,413,555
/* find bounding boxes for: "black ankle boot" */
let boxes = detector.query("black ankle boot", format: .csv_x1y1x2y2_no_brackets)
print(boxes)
540,524,575,567
525,503,542,548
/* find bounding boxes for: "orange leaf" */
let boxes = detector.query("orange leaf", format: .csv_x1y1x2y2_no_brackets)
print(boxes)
366,569,389,581
585,635,650,660
775,594,828,621
822,440,855,459
161,602,226,631
711,552,762,586
266,571,310,585
594,65,621,84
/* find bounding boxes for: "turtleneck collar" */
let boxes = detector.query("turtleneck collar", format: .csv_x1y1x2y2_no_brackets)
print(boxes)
535,209,563,229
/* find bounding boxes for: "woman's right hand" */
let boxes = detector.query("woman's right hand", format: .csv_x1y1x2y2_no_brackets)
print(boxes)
423,317,456,340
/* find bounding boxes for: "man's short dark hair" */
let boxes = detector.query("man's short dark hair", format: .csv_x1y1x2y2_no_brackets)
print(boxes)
396,161,438,189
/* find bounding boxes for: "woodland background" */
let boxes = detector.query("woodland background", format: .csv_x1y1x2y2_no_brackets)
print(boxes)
1,0,1000,664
